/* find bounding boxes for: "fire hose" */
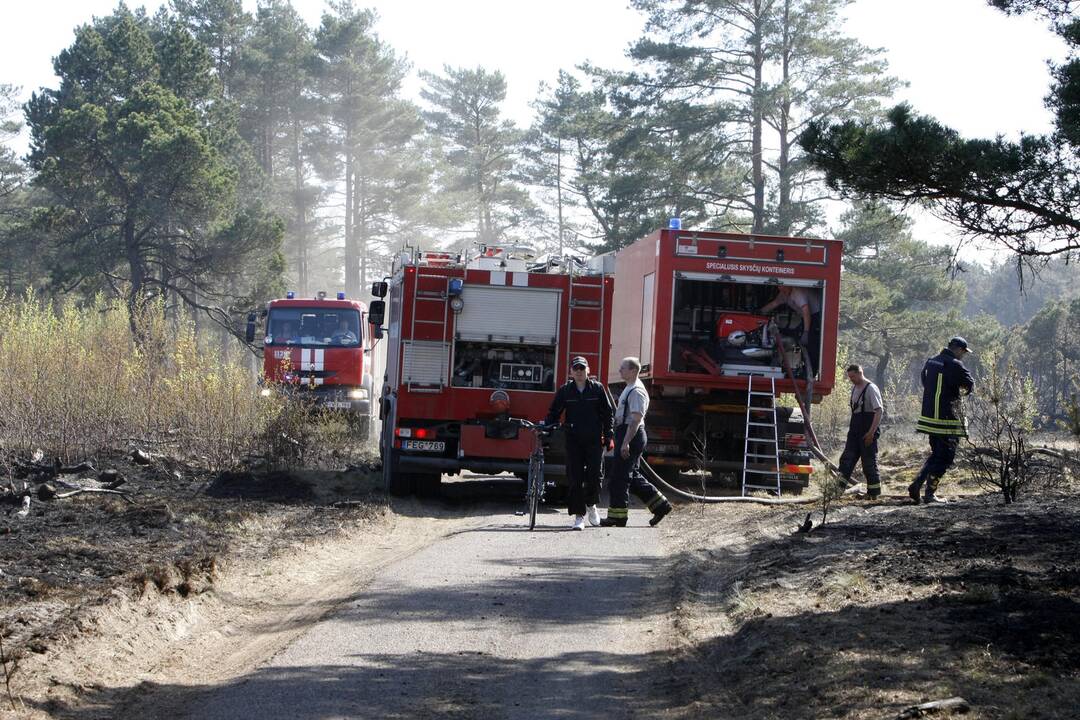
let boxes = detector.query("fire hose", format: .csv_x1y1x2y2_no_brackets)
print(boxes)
604,324,849,506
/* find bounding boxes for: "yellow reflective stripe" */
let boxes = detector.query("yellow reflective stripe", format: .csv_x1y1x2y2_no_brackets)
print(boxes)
934,372,943,420
607,508,628,518
918,415,963,425
916,424,967,436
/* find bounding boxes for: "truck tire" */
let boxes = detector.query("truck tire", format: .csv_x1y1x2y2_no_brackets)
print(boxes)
709,470,740,489
780,480,806,496
383,449,415,497
414,472,442,498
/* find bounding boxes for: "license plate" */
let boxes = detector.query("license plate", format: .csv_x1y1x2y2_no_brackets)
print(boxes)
401,440,445,452
323,401,351,410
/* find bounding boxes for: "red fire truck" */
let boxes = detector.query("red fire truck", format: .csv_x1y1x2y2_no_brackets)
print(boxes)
608,226,843,493
368,245,614,496
247,291,379,439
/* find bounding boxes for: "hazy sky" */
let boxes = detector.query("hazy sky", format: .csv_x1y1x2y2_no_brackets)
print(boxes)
0,0,1070,254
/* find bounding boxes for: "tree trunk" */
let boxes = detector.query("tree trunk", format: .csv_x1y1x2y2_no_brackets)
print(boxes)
124,215,145,339
776,0,793,235
556,135,564,254
344,123,359,298
357,170,368,294
292,117,308,297
875,350,891,403
751,2,766,234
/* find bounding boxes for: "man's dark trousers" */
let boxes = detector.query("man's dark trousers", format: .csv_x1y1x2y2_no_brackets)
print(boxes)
607,425,670,523
838,412,880,495
565,434,603,516
911,435,958,498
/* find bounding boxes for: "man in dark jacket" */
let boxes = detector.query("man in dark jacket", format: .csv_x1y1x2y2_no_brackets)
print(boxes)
544,356,614,530
910,337,975,504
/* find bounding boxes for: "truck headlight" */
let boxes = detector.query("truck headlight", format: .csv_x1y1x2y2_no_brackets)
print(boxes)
259,388,273,398
348,388,368,400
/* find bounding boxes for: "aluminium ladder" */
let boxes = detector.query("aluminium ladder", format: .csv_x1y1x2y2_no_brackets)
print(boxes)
741,375,782,496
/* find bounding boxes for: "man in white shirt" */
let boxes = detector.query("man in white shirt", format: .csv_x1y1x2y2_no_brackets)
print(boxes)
838,364,883,498
600,357,673,527
760,285,822,377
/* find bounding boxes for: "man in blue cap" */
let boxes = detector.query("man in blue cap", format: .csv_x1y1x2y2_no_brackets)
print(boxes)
544,356,613,530
910,336,975,504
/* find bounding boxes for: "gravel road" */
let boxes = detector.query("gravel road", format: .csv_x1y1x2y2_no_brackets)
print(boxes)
184,503,674,720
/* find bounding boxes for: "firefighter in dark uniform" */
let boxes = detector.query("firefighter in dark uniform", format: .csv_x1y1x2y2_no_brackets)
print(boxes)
910,337,975,504
544,356,614,530
838,364,883,499
600,356,673,527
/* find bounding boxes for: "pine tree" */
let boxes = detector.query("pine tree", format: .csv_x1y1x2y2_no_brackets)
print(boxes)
421,65,533,248
314,2,423,295
626,0,898,234
800,1,1080,258
25,6,282,337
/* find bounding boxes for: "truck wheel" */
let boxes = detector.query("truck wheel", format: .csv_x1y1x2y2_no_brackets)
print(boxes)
414,472,442,498
780,480,807,496
709,470,739,489
383,449,415,497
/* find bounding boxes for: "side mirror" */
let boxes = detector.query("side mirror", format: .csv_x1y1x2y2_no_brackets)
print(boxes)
245,312,257,344
371,281,388,298
368,299,386,328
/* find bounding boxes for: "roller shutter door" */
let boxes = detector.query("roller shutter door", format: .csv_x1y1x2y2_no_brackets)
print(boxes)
455,286,561,345
402,340,449,386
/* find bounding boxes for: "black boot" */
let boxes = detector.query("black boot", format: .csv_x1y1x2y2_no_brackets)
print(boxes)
649,503,672,527
907,482,921,504
599,517,627,527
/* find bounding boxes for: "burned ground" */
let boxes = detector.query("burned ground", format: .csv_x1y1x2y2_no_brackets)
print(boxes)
0,452,384,686
660,491,1080,719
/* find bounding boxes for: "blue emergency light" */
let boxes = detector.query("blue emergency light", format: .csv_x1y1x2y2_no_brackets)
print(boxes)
669,217,682,230
286,291,295,299
337,291,346,300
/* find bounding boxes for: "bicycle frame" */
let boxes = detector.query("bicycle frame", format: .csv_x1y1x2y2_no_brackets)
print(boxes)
510,418,553,529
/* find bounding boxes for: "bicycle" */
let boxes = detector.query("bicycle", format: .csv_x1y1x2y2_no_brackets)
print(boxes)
509,418,556,530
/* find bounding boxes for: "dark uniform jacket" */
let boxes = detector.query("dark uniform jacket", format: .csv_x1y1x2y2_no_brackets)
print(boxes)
545,379,614,444
917,348,975,437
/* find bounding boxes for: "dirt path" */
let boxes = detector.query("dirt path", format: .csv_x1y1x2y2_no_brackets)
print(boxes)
177,506,674,719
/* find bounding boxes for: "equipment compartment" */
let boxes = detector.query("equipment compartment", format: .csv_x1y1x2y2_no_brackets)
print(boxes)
668,277,816,376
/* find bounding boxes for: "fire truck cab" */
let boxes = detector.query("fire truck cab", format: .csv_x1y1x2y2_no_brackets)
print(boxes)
250,292,379,439
371,245,614,496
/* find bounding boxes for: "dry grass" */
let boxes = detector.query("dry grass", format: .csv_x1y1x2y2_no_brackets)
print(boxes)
0,293,327,469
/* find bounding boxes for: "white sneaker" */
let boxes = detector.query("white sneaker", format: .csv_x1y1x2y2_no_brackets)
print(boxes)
571,515,586,531
586,505,601,527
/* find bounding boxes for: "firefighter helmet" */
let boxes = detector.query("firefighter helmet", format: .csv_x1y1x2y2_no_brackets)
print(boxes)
727,330,747,346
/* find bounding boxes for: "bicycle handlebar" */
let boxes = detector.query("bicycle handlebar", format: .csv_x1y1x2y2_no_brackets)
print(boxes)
508,417,557,434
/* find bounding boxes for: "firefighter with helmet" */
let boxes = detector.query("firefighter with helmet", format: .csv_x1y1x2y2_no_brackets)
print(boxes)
910,336,975,504
544,356,614,531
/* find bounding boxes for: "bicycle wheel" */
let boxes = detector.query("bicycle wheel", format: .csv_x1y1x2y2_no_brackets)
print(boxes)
527,455,541,530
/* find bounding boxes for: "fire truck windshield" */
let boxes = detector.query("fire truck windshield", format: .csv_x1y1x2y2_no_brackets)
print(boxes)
266,308,361,347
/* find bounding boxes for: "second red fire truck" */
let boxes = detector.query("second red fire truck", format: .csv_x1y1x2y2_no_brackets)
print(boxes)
248,291,380,439
368,245,614,496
